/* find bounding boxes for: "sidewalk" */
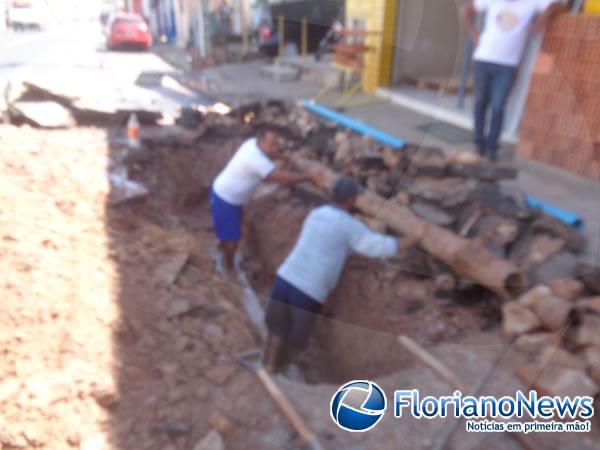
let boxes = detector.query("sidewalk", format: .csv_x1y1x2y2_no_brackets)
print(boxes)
156,49,600,265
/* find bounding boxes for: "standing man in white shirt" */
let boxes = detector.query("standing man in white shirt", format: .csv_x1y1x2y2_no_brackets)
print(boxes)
460,0,565,161
211,126,315,273
263,176,425,373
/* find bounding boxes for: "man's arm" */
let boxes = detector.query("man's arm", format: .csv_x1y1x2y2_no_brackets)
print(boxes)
531,2,568,35
460,1,481,46
349,219,425,259
265,169,315,186
396,222,426,252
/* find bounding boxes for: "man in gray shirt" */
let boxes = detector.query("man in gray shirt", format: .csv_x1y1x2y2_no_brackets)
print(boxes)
264,176,424,372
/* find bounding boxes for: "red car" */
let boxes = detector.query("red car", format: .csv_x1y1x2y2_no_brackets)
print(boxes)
106,12,152,50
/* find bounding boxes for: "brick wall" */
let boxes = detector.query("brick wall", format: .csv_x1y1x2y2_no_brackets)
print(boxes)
518,15,600,178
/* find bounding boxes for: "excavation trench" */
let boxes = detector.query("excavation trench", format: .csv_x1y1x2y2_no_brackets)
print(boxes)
126,124,517,385
242,188,502,384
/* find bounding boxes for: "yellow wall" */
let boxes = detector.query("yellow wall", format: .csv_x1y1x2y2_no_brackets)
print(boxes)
585,0,600,14
346,0,397,93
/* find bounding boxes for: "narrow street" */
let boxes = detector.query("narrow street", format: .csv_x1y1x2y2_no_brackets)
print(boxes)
0,21,172,88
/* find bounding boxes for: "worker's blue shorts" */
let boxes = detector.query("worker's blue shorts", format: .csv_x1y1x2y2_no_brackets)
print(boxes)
210,188,243,242
265,275,322,350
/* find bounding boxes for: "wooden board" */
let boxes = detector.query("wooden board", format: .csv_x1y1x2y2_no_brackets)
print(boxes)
402,76,473,96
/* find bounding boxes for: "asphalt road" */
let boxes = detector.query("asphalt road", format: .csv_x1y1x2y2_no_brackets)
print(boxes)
0,20,199,116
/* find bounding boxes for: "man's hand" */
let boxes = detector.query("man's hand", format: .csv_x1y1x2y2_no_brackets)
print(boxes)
397,223,426,252
531,3,568,35
308,171,322,187
267,170,311,186
460,1,480,47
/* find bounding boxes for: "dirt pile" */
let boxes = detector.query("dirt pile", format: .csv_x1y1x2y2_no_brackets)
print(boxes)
0,125,314,450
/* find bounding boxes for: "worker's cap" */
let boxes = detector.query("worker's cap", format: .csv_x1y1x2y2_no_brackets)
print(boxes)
331,176,363,203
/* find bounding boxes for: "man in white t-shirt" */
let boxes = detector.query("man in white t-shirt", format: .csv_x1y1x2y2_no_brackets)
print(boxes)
460,0,565,160
211,126,315,271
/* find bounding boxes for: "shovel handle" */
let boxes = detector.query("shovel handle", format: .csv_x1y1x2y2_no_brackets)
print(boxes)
255,368,319,447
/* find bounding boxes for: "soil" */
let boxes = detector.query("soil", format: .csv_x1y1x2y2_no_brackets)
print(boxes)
1,123,598,450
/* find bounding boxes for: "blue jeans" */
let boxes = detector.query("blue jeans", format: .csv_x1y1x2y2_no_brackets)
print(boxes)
473,61,517,160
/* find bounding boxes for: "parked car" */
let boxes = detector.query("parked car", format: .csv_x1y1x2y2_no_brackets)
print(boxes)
106,12,152,50
256,0,343,57
8,0,50,31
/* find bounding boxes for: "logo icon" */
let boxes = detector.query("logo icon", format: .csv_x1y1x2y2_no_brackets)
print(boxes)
496,10,520,31
330,380,387,432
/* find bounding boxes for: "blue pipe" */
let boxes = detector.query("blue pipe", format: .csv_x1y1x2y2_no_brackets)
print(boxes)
525,195,584,231
301,101,406,149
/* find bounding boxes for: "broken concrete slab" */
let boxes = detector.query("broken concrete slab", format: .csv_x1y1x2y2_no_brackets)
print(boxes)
530,294,572,332
447,150,483,165
208,412,233,436
11,101,75,128
570,315,600,348
393,190,410,206
530,249,579,285
502,302,541,338
447,163,518,181
517,364,599,398
141,124,207,149
538,346,585,370
582,346,600,370
589,366,600,385
573,297,600,315
21,78,78,103
576,263,600,294
516,234,565,270
410,201,454,227
531,215,586,254
108,167,150,206
406,177,477,208
203,364,237,386
514,332,562,355
382,146,402,170
166,298,197,320
193,430,225,450
517,285,571,331
154,251,190,286
550,278,585,302
475,215,520,247
404,145,446,177
260,64,300,82
517,285,553,307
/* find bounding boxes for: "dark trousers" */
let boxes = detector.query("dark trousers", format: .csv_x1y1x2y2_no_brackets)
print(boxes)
265,276,322,350
473,60,517,160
